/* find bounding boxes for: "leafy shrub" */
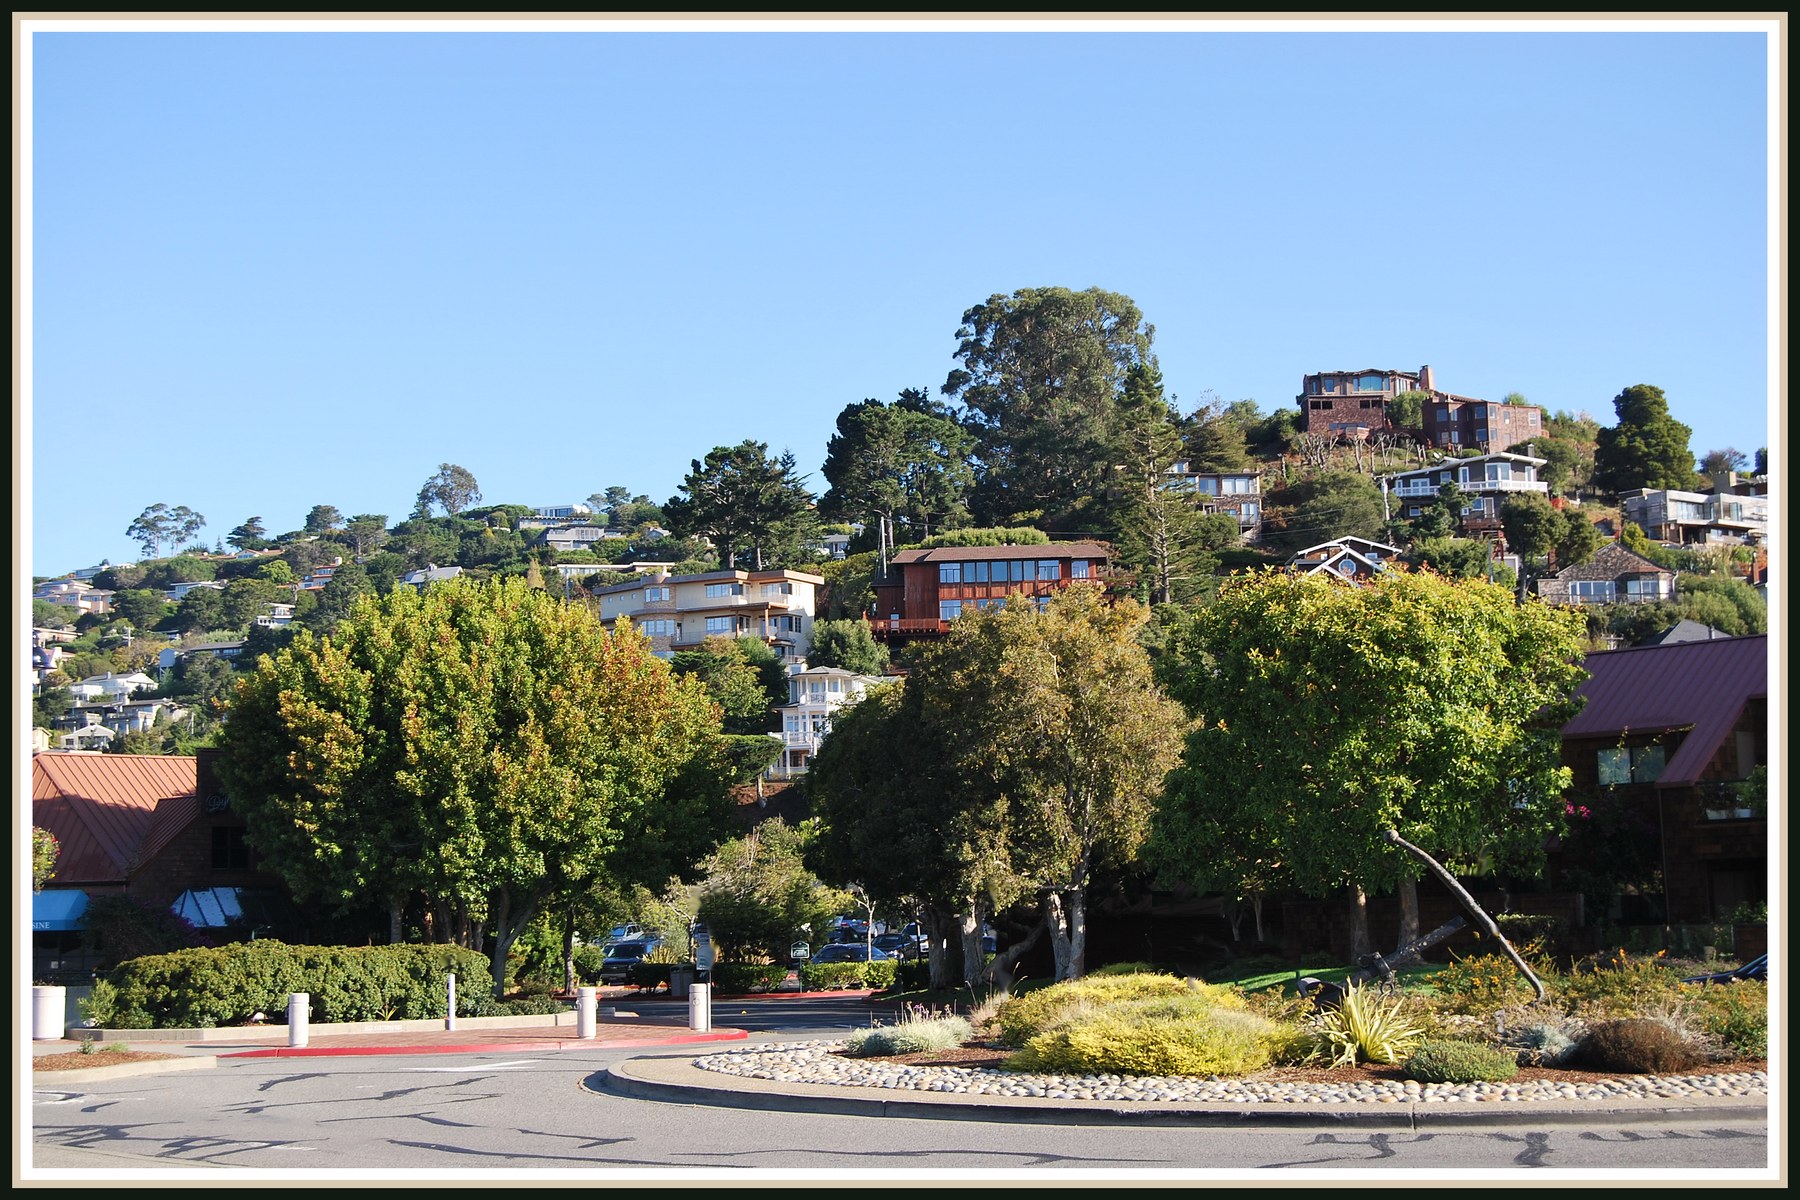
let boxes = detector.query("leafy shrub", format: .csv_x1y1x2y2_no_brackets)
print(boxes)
1431,953,1540,1015
1403,1040,1520,1084
994,973,1192,1046
1008,1006,1275,1077
843,1014,975,1057
1578,1018,1706,1074
799,962,869,991
861,961,897,991
1309,981,1425,1067
1557,949,1687,1019
572,945,608,983
98,942,493,1029
81,894,211,965
1686,981,1768,1059
628,961,672,990
892,960,931,992
711,962,789,994
497,994,567,1016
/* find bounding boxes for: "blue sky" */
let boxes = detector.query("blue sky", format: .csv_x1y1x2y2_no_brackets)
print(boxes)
24,19,1777,578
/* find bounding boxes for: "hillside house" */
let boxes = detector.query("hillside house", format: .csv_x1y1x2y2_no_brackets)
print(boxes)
1535,543,1675,607
593,567,824,662
769,665,886,779
866,542,1114,646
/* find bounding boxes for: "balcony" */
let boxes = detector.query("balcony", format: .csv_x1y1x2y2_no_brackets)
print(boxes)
868,617,950,640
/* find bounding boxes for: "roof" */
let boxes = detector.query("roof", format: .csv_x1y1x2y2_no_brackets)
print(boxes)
1552,542,1672,582
592,567,827,598
1384,451,1548,479
1641,619,1729,646
889,542,1112,565
31,752,200,886
1561,635,1768,786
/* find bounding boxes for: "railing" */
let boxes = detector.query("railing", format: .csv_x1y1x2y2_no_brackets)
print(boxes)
868,618,950,637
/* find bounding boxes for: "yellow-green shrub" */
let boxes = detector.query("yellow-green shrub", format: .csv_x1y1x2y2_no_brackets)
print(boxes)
1431,953,1541,1015
1008,1006,1275,1077
994,973,1192,1046
1556,950,1687,1019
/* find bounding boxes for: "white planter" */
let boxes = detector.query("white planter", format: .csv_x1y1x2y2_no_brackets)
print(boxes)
32,985,68,1041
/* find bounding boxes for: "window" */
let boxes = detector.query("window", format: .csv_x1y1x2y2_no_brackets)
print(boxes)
1071,561,1090,579
212,827,252,871
1570,581,1617,602
1036,560,1061,580
1222,476,1253,495
939,600,963,621
1623,577,1669,600
1599,745,1666,785
1486,463,1511,483
705,616,743,635
644,586,670,602
705,582,745,598
1240,503,1259,520
1309,399,1331,410
763,582,793,596
640,619,676,637
1356,373,1385,392
1319,376,1337,393
938,562,962,584
969,561,990,583
1195,478,1221,495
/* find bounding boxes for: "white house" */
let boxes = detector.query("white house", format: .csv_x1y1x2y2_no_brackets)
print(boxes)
1381,451,1549,526
67,672,158,702
402,563,465,589
769,665,886,780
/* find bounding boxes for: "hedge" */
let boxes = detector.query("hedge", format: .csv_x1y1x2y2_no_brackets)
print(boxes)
91,941,494,1029
711,963,790,994
798,961,896,992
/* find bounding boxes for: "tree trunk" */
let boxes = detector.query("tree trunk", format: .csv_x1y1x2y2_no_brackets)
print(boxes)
388,898,403,944
561,908,578,995
1044,891,1072,982
1395,875,1420,953
1067,887,1088,980
1250,892,1266,944
960,905,984,990
1346,883,1372,961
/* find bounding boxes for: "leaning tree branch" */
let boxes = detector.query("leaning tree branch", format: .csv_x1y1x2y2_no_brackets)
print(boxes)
1384,828,1547,1003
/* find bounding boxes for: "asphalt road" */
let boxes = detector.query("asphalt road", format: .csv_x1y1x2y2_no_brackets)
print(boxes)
23,998,1775,1181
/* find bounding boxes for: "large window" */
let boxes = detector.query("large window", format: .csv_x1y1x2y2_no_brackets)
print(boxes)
639,619,676,637
644,586,671,602
1071,561,1090,579
1356,373,1386,392
212,827,252,871
1570,581,1616,602
1222,476,1254,495
705,582,744,598
763,582,793,596
939,600,963,621
705,616,743,635
1036,560,1061,580
1597,744,1666,786
938,562,962,583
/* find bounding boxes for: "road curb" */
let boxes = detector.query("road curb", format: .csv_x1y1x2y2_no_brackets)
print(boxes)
599,1052,1772,1129
32,1055,220,1085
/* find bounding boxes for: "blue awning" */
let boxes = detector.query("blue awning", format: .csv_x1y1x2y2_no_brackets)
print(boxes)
32,889,89,932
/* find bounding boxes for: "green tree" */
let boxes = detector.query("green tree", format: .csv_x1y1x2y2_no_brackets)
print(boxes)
805,618,890,675
171,586,226,634
1500,492,1567,563
1405,481,1465,541
1676,574,1766,635
1406,536,1494,580
1113,362,1213,604
304,505,345,534
1260,470,1387,555
111,589,173,632
1592,385,1698,493
227,517,271,552
669,634,781,735
126,504,206,558
341,514,390,557
697,820,850,962
942,286,1156,527
1182,401,1252,472
819,389,975,546
908,587,1188,980
1556,511,1605,568
305,562,373,633
215,577,730,993
413,463,483,518
33,827,60,890
1149,569,1587,958
663,441,821,570
1388,389,1429,431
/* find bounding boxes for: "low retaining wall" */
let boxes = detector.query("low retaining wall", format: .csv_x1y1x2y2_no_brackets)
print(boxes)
80,1011,584,1043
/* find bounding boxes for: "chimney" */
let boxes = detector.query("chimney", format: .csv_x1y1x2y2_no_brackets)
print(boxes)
1418,364,1435,392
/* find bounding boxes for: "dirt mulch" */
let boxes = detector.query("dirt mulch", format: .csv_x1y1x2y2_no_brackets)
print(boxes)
857,1044,1768,1086
34,1050,186,1071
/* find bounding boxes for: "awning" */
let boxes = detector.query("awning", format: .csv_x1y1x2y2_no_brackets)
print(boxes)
32,889,89,932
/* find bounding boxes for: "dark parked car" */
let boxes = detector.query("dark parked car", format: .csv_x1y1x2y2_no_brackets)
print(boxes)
810,943,891,965
599,939,660,984
1684,954,1767,985
872,932,918,959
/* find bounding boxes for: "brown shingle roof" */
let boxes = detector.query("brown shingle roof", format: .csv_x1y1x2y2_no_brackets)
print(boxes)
31,752,199,886
1553,542,1672,583
1562,635,1767,786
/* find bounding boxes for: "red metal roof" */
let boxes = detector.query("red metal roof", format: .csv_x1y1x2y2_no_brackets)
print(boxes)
31,752,199,886
1562,635,1768,786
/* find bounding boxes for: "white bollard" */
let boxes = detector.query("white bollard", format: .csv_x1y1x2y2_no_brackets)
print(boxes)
446,973,457,1032
577,987,598,1039
287,993,310,1048
688,981,711,1033
31,985,67,1041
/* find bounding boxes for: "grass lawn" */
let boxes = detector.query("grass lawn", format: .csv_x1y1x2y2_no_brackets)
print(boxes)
1204,959,1445,995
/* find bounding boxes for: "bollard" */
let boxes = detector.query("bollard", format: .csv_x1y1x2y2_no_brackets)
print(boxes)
287,993,310,1048
688,980,711,1033
576,987,598,1039
446,973,457,1032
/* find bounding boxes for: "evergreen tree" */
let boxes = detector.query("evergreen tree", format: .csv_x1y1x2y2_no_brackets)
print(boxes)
1592,385,1698,493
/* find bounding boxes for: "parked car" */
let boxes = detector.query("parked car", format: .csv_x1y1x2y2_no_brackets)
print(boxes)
599,939,660,984
872,932,918,959
1683,954,1767,985
810,943,891,965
